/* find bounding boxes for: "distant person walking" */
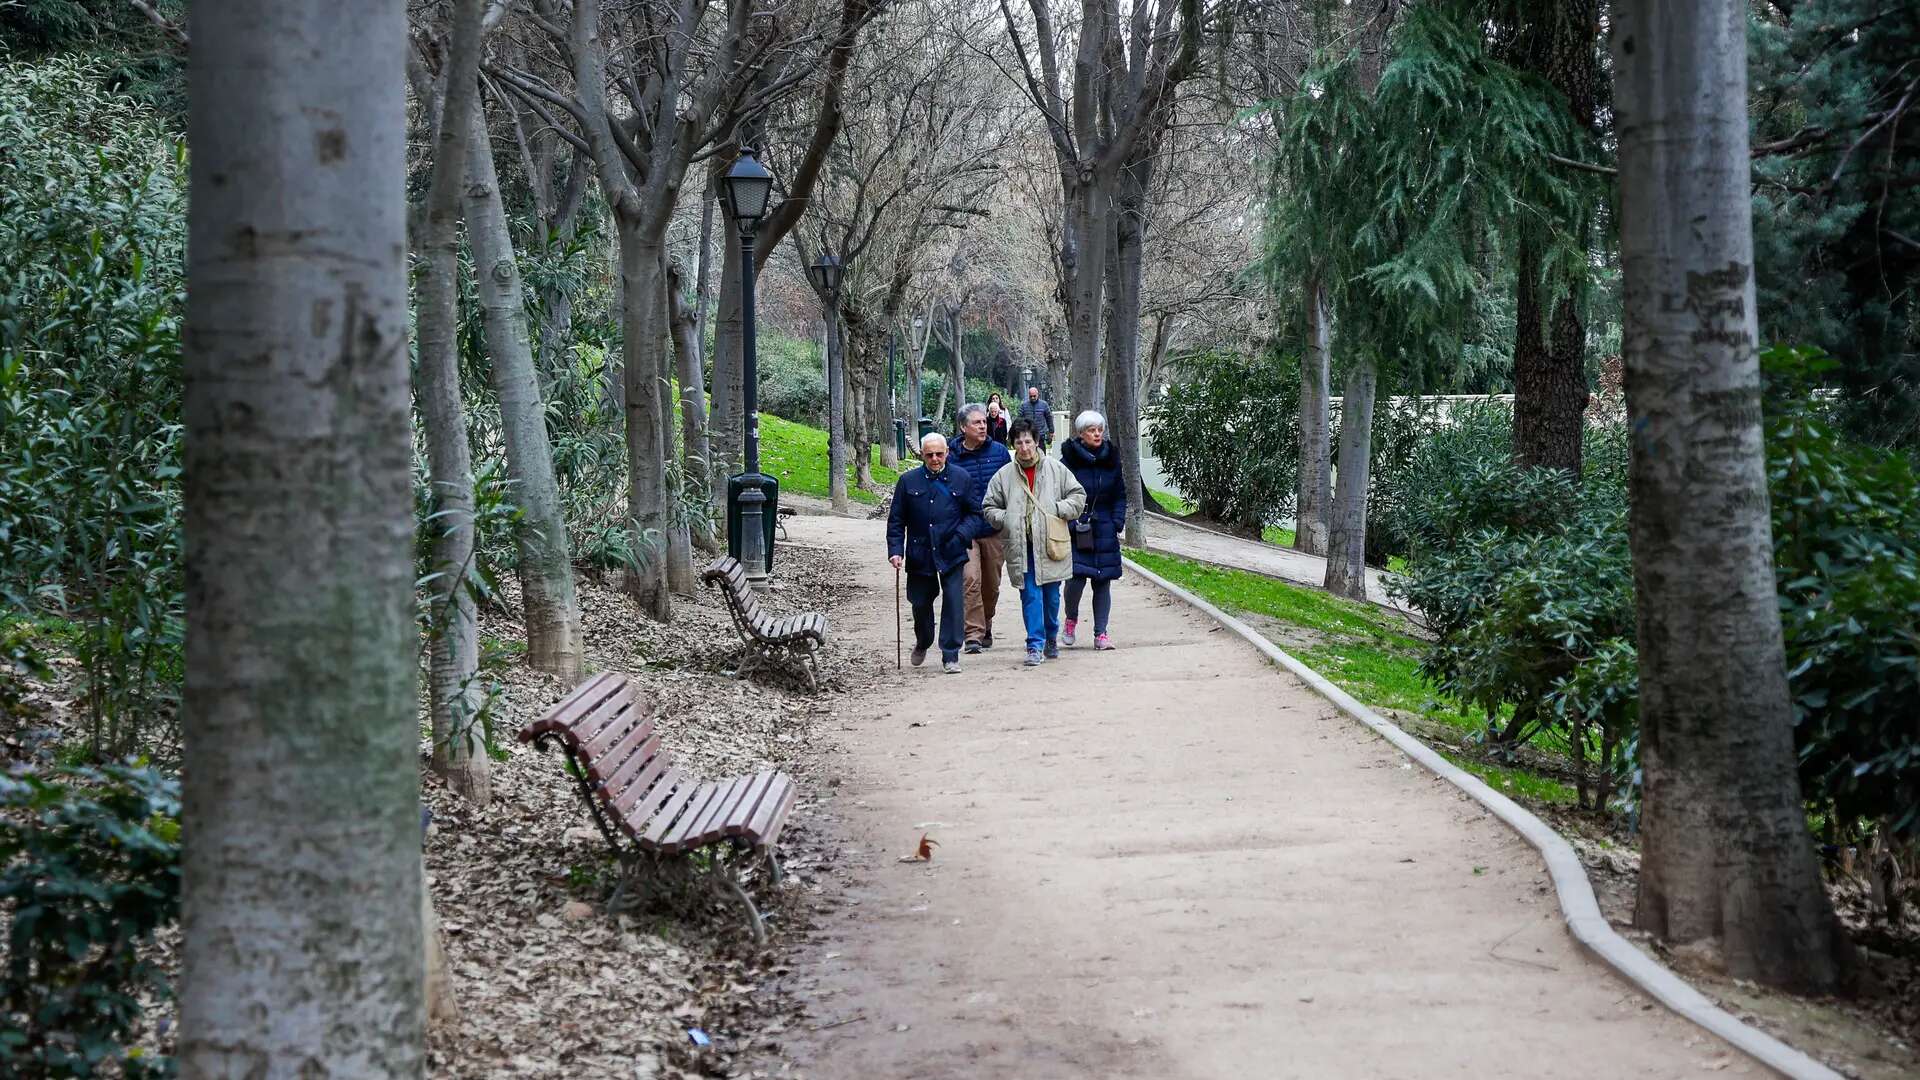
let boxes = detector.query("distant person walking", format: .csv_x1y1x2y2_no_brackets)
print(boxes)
983,419,1086,667
886,432,987,674
985,393,1011,444
1017,385,1054,449
949,404,1013,653
1060,411,1126,650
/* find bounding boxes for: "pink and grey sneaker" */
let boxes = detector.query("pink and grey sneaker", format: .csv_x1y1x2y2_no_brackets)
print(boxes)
1094,633,1115,651
1061,619,1077,646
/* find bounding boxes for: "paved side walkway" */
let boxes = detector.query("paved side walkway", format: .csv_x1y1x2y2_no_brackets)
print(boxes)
769,515,1743,1079
1143,512,1398,607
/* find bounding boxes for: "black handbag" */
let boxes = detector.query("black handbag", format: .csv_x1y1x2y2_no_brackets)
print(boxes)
1072,512,1094,552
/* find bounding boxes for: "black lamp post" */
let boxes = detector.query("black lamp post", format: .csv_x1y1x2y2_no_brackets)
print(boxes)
807,252,847,508
720,151,776,582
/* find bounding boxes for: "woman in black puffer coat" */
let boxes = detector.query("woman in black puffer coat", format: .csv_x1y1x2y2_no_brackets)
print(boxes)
1059,410,1128,650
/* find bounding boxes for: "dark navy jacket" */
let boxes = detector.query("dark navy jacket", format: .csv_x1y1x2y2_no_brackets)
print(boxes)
1060,437,1128,580
947,434,1012,497
1017,397,1053,443
886,464,987,576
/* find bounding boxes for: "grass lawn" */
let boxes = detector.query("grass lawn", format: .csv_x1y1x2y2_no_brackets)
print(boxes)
1127,548,1576,802
759,414,899,504
1148,487,1191,515
1260,524,1297,546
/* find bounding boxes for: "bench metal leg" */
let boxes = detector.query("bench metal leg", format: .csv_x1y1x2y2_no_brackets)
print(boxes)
764,847,784,885
708,859,767,945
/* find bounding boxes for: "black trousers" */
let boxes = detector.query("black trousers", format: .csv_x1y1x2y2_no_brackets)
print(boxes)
906,563,967,662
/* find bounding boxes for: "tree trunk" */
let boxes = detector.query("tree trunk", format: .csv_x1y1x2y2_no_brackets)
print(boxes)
415,0,488,804
1510,0,1598,475
181,0,424,1069
709,218,743,514
1612,0,1851,993
948,303,966,411
1105,166,1149,548
1512,235,1589,473
1323,356,1375,601
603,228,625,417
906,318,926,434
826,301,849,511
464,101,584,681
1063,177,1111,415
667,258,716,550
1295,278,1333,556
617,226,674,619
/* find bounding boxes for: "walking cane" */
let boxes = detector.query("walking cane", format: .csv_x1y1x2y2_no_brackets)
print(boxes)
894,562,903,669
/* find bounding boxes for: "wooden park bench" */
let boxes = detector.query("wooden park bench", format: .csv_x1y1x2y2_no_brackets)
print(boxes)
702,556,828,691
519,672,798,941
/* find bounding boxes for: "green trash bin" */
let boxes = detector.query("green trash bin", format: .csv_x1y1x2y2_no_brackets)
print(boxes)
917,415,935,442
724,473,779,575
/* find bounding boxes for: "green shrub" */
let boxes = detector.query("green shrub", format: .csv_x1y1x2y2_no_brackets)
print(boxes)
1767,346,1920,839
0,58,186,759
0,761,181,1078
758,335,826,427
1147,348,1299,530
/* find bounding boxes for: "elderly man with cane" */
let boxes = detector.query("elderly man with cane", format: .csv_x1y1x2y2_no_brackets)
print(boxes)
887,432,988,674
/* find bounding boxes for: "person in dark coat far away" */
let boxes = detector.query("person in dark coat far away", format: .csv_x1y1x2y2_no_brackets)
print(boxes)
1059,410,1127,650
887,432,987,674
1017,385,1054,448
948,404,1013,653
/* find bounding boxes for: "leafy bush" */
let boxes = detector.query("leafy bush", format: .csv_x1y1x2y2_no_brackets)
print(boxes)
0,761,181,1078
1767,346,1920,839
0,58,186,759
1147,348,1299,530
1391,409,1638,808
758,335,826,427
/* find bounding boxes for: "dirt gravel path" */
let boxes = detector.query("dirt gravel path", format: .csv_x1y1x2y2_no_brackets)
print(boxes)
769,515,1747,1079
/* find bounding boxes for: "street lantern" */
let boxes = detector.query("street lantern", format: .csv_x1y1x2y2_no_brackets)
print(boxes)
718,152,774,227
807,252,844,296
722,151,778,583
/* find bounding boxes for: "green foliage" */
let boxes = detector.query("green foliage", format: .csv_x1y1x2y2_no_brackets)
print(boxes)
0,761,181,1078
0,58,186,759
1389,406,1637,808
1749,4,1920,447
758,335,828,427
0,3,187,120
758,414,899,504
1147,348,1299,530
1264,2,1592,378
1766,346,1920,837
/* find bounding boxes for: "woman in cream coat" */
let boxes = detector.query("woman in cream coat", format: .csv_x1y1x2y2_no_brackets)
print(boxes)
982,418,1087,666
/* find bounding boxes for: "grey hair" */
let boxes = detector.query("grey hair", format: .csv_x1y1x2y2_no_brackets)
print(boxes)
1074,410,1106,434
957,402,987,427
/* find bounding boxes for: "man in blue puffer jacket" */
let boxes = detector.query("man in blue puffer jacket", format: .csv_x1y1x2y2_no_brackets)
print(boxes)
948,404,1013,652
887,432,988,673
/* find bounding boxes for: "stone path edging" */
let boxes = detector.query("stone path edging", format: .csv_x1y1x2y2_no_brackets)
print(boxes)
1122,554,1844,1080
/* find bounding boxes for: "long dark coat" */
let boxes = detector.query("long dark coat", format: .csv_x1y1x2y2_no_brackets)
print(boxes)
886,464,986,576
1060,436,1127,580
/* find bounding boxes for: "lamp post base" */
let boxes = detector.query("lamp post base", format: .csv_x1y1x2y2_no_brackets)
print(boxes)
728,472,775,585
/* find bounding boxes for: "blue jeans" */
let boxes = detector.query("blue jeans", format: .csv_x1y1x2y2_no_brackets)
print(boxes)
1019,564,1061,652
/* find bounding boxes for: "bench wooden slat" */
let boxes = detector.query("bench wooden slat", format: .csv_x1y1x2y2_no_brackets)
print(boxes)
618,763,682,831
518,671,620,743
675,776,747,853
640,775,707,847
577,688,644,759
586,712,653,780
720,771,776,839
656,772,721,849
695,773,764,848
744,774,793,846
597,732,661,799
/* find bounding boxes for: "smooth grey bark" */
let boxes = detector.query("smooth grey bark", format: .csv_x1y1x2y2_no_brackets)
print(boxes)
182,0,424,1071
463,100,584,681
1612,0,1851,993
1322,356,1375,601
1294,278,1332,556
415,0,489,803
948,302,966,414
615,232,676,616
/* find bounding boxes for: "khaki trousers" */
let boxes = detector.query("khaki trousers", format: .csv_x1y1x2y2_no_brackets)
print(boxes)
964,535,1005,643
